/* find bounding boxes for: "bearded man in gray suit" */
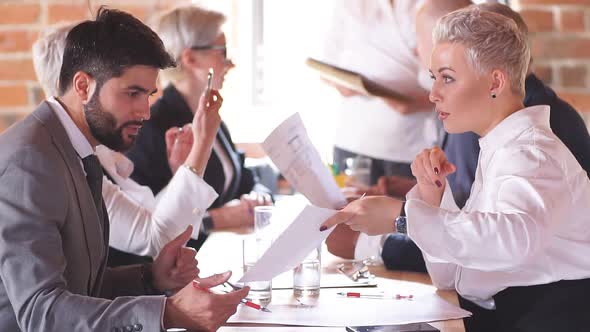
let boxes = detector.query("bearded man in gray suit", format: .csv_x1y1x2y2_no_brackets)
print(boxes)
0,7,248,332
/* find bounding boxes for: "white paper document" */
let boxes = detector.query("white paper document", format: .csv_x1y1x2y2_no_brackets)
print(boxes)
229,284,471,327
238,205,336,283
262,113,347,209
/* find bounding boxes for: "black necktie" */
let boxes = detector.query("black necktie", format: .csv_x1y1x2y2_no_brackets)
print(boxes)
82,155,104,222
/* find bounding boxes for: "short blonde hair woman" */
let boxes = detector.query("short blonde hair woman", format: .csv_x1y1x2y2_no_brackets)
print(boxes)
154,6,229,86
126,5,271,254
321,5,590,332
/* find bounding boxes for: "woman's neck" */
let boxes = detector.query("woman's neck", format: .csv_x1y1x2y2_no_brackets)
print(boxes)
174,78,206,114
478,95,525,137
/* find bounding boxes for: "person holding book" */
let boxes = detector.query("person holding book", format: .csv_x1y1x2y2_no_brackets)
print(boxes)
319,0,438,184
321,5,590,331
326,1,590,275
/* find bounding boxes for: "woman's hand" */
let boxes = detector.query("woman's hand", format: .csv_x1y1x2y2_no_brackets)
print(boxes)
319,196,403,235
182,90,224,177
166,124,194,174
410,146,456,206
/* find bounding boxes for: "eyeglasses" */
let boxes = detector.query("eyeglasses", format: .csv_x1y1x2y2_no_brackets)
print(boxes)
190,45,227,60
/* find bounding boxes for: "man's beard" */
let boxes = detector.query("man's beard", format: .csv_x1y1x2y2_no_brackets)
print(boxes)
84,90,142,152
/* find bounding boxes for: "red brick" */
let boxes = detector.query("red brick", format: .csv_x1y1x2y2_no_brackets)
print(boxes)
0,59,37,81
560,65,588,88
531,36,590,59
520,9,554,33
557,91,590,113
0,4,41,25
559,10,586,32
48,4,92,24
0,85,29,108
533,64,554,84
0,30,39,53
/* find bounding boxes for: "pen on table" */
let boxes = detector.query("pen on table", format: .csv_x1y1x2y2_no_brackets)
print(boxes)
337,292,413,299
192,280,272,313
359,192,367,199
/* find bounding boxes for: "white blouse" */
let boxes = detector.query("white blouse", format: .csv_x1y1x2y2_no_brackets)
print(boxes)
406,105,590,309
98,146,218,257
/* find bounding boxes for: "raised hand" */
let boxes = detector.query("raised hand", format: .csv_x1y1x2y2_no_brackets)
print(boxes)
410,146,456,206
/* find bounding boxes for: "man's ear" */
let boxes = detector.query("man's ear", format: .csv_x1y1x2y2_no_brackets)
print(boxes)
72,71,96,104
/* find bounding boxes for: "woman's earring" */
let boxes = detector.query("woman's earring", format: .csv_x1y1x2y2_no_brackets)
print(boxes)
491,92,497,99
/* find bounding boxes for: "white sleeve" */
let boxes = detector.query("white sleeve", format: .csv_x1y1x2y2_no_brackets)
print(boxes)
406,148,567,272
354,233,387,264
103,166,218,257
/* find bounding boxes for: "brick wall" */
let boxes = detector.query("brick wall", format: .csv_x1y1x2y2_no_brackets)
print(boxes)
0,1,589,132
515,0,590,125
0,0,184,132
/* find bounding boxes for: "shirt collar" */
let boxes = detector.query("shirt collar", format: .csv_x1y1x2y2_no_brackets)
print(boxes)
95,145,134,180
479,105,551,152
46,97,94,159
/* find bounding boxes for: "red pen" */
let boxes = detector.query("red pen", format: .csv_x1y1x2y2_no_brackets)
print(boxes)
337,292,413,299
192,280,272,312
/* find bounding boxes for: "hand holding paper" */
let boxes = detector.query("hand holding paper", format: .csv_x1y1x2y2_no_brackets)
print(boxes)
238,205,337,283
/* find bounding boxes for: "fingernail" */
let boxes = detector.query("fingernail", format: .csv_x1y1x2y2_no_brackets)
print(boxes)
435,180,442,188
319,226,327,232
434,167,439,175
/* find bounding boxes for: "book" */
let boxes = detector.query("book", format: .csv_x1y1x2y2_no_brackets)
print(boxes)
306,57,413,102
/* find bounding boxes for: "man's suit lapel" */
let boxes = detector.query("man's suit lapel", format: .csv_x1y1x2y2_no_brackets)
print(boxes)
32,102,106,294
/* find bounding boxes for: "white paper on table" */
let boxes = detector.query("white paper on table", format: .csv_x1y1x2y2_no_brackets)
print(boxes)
229,284,471,327
238,205,336,283
262,113,347,209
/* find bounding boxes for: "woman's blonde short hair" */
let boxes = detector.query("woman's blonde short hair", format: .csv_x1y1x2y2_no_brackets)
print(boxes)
434,6,530,96
154,5,226,84
32,23,75,97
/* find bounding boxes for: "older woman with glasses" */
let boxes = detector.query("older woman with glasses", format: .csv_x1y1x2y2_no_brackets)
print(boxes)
320,5,590,331
126,5,272,258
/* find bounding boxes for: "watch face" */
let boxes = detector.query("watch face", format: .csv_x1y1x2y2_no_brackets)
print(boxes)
395,216,407,234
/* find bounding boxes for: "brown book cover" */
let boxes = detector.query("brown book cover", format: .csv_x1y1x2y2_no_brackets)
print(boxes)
306,58,413,102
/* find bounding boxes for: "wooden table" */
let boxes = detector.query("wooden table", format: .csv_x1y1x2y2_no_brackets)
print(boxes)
197,232,465,332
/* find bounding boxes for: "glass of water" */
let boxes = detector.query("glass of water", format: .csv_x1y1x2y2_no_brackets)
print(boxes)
293,246,321,297
242,236,272,306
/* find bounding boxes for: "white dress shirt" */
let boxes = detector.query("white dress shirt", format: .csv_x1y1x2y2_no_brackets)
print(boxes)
406,105,590,309
47,97,218,257
97,146,218,257
321,0,437,162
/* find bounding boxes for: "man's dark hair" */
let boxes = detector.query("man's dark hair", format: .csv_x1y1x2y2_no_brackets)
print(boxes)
58,6,175,95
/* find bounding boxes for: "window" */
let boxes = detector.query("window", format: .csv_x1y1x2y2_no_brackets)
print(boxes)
195,0,511,158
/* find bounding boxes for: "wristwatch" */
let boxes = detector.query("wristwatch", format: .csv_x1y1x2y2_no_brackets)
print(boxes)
395,202,407,234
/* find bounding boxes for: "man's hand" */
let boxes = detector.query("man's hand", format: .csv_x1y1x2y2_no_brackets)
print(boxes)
163,271,249,331
320,196,403,235
152,226,199,293
326,224,360,259
410,146,456,207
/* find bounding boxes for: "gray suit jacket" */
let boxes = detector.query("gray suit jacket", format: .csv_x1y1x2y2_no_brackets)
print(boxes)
0,102,165,331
